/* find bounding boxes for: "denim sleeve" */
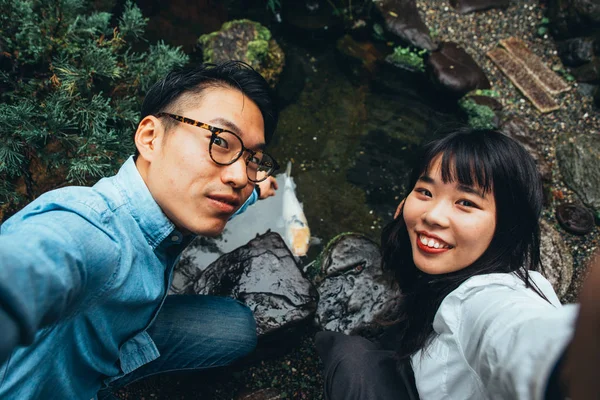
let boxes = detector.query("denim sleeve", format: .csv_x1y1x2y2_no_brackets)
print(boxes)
0,209,121,364
230,187,258,219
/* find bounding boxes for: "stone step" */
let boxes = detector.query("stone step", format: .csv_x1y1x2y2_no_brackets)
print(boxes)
487,47,559,113
499,37,570,95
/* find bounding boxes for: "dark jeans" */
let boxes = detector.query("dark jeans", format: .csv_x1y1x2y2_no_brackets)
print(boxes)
97,295,257,399
315,331,418,400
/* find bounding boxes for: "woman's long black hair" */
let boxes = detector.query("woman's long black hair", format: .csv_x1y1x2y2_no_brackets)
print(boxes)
380,128,545,360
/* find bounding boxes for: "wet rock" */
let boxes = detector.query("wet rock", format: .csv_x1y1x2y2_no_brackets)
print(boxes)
235,388,285,400
426,42,491,98
572,57,600,83
556,203,595,235
280,0,344,45
499,117,552,183
556,36,598,67
374,57,435,101
449,0,509,14
548,0,600,40
595,85,600,108
539,219,574,299
556,132,600,213
372,0,438,51
192,232,318,337
468,95,503,111
137,0,226,52
198,19,285,87
335,35,386,83
314,233,401,337
274,47,306,108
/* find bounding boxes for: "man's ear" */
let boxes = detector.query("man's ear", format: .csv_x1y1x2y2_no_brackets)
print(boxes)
135,116,163,162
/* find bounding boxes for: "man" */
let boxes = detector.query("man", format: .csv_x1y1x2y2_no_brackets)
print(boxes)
0,61,279,399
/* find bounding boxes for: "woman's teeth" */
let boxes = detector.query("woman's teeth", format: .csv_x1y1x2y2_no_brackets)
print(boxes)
419,234,449,249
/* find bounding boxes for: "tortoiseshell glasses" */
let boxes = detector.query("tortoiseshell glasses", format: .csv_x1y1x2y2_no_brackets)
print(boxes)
157,113,279,183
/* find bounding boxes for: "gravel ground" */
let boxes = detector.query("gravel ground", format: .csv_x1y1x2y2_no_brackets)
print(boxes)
417,0,600,302
121,1,598,398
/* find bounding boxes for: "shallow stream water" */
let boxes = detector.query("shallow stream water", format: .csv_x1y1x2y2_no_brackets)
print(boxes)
268,37,462,257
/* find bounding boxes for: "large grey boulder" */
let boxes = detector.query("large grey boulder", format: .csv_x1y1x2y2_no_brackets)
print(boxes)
539,219,574,299
188,232,318,337
556,132,600,213
314,233,401,337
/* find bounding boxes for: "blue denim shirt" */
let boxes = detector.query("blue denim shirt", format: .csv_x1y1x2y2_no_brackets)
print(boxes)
0,156,256,399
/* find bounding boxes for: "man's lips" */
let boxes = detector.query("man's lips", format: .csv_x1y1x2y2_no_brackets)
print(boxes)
207,194,240,214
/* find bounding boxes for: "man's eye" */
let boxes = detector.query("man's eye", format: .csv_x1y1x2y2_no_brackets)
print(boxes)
212,136,229,149
247,155,261,165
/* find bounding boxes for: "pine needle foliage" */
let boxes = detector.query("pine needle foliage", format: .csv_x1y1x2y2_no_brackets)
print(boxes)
0,0,189,212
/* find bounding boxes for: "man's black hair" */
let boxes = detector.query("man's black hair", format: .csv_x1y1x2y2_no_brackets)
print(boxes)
138,61,278,148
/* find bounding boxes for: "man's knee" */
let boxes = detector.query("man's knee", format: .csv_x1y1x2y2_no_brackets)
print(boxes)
220,298,257,357
153,295,257,365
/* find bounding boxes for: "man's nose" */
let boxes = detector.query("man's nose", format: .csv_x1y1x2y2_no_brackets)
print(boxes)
222,156,248,189
423,200,451,228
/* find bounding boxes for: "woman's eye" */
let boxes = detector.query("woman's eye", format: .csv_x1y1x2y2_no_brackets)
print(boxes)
414,188,432,197
212,136,229,149
457,199,477,208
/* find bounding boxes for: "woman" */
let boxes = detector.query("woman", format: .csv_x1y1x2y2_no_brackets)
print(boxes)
316,128,588,399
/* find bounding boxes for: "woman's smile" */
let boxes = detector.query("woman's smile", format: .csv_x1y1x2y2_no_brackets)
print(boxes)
416,232,452,253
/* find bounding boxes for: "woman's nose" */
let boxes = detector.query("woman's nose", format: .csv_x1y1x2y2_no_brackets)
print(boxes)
422,200,451,228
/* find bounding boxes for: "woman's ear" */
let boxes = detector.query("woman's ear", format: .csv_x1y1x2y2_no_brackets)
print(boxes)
135,116,163,162
394,198,406,219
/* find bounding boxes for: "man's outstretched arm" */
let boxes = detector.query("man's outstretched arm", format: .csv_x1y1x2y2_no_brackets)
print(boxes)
0,210,120,364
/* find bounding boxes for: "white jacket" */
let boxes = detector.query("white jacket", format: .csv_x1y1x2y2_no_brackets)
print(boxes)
412,271,578,400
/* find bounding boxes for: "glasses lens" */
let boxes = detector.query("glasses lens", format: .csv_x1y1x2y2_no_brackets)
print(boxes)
247,152,276,182
209,130,276,182
209,131,243,165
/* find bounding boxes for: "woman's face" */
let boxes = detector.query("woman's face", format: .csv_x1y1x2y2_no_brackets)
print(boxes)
402,156,497,275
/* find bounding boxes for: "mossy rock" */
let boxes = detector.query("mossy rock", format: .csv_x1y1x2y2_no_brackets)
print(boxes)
198,19,285,88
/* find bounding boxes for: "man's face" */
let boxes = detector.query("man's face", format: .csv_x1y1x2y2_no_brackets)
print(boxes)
139,86,265,236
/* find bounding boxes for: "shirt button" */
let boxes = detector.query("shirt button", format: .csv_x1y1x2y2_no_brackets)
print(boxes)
171,235,180,242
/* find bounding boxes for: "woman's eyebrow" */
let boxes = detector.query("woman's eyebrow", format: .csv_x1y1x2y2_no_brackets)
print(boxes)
457,184,485,198
418,176,485,198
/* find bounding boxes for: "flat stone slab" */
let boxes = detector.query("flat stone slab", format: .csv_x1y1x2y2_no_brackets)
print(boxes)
499,37,570,95
487,47,559,113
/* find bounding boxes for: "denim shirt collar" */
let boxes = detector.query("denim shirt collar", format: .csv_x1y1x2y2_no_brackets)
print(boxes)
114,156,186,250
